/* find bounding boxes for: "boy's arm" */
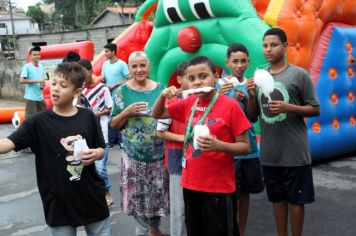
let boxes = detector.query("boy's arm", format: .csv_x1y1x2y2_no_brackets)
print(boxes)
246,79,259,121
156,118,184,142
197,131,250,156
152,86,180,119
152,94,170,119
0,138,15,154
19,77,46,84
95,88,113,117
157,131,185,143
268,102,320,117
109,78,130,91
94,107,111,117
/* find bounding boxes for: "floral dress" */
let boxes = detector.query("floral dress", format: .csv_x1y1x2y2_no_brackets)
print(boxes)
111,82,169,217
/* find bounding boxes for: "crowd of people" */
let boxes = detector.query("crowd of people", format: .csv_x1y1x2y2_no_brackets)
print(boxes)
0,27,319,236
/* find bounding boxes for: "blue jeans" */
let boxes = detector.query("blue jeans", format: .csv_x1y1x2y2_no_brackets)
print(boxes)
50,217,112,236
133,215,161,235
108,127,122,146
95,144,111,191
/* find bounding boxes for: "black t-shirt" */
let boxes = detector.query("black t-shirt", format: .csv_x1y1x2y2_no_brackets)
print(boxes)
8,108,109,227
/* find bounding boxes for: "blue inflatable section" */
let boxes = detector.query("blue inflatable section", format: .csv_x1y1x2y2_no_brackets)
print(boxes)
307,26,356,161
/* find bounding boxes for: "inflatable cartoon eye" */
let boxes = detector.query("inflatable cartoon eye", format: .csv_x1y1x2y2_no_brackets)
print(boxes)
12,112,21,129
189,0,215,19
163,0,186,23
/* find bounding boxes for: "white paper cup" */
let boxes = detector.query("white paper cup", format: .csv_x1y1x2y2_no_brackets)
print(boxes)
74,139,89,161
193,125,210,149
139,102,149,114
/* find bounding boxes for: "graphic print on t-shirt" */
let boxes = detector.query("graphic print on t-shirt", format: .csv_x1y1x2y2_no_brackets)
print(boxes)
60,135,84,181
258,81,290,124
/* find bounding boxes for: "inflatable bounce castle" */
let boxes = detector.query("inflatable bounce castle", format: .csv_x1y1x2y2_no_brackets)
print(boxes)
4,0,355,161
112,0,355,161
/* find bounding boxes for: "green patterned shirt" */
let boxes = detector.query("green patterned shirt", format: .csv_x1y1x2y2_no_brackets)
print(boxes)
110,82,165,162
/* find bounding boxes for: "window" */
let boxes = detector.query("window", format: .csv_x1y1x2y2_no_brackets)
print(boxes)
0,23,6,28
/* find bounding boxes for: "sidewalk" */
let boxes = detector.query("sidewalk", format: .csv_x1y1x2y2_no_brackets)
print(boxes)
0,99,25,108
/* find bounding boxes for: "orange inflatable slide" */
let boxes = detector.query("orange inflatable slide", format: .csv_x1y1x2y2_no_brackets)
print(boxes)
0,107,25,124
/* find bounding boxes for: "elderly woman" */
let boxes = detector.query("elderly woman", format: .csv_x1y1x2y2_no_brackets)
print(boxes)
110,51,169,236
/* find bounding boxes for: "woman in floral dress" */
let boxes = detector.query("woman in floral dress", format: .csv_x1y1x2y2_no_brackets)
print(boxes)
110,51,169,236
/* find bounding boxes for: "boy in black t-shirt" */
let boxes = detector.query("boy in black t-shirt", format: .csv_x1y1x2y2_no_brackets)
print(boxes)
0,62,112,235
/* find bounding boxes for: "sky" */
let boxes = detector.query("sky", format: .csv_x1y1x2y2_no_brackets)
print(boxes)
13,0,42,11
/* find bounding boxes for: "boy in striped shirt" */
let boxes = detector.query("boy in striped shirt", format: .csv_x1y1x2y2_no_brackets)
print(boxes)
79,59,114,206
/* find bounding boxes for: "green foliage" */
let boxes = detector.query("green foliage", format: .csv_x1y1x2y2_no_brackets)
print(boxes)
26,3,48,30
92,0,113,17
39,0,147,29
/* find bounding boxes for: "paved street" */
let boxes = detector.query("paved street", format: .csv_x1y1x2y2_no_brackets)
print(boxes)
1,122,356,235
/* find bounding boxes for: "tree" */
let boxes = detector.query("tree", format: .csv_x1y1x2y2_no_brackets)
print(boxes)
40,0,147,30
26,3,48,30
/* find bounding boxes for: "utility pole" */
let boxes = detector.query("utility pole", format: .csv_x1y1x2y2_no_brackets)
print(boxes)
120,0,127,24
8,0,15,36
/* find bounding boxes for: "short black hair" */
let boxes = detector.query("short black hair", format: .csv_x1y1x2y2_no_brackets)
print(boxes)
29,46,41,55
263,28,287,44
78,59,92,71
63,51,81,62
104,43,117,54
176,61,189,77
187,56,215,74
54,62,86,89
227,43,249,58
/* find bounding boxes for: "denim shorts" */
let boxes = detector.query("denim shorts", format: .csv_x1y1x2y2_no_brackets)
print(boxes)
50,217,112,236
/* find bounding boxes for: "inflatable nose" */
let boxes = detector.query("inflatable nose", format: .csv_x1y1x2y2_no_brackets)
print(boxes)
178,26,202,53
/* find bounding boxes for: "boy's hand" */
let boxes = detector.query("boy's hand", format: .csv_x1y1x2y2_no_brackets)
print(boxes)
80,148,102,166
126,102,148,115
234,89,246,103
268,100,290,113
197,135,221,152
39,78,46,87
162,86,180,99
219,83,234,95
247,79,257,98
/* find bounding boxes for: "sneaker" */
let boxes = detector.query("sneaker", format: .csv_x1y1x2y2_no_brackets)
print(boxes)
108,144,114,149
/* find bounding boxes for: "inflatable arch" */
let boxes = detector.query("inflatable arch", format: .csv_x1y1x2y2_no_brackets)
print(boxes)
91,22,153,76
0,41,94,125
263,0,356,160
83,0,356,161
139,0,270,86
37,41,94,109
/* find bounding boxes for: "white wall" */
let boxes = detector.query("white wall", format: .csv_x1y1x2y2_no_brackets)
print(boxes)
0,19,39,35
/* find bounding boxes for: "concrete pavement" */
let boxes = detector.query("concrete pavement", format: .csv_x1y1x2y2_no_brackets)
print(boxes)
0,123,356,235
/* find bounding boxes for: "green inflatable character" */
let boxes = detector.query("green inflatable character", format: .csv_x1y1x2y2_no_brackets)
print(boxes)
136,0,270,85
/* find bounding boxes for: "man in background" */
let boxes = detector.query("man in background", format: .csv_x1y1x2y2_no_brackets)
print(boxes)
20,46,47,118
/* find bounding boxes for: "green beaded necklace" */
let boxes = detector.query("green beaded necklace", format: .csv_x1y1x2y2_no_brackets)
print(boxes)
183,91,219,154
